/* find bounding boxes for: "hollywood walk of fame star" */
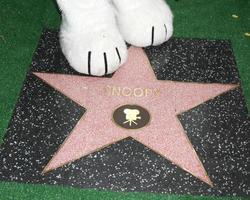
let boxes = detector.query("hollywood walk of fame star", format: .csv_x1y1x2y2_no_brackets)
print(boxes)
34,47,238,186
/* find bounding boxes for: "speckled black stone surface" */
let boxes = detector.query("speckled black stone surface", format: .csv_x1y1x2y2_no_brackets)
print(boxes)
0,30,249,197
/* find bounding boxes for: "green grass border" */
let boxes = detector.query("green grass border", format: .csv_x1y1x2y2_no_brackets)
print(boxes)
0,0,249,199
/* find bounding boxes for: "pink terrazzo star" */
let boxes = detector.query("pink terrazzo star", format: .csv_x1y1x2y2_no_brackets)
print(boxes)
34,47,238,186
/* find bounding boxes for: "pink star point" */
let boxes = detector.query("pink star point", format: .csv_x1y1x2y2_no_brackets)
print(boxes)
34,47,238,186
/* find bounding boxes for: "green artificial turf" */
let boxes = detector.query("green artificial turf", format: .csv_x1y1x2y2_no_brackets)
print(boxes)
0,182,248,200
0,0,249,199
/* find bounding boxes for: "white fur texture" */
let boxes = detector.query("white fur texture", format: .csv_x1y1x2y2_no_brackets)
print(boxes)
57,0,173,76
113,0,173,47
57,0,128,76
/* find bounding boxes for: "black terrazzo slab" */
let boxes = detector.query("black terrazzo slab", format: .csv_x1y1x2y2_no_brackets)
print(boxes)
0,30,249,197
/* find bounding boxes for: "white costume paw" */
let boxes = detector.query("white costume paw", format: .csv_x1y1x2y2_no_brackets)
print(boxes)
112,0,173,47
57,0,127,76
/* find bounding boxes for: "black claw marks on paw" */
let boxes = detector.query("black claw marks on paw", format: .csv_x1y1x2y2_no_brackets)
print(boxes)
87,49,121,76
116,47,121,64
164,24,168,40
151,26,155,46
88,51,92,75
104,52,108,75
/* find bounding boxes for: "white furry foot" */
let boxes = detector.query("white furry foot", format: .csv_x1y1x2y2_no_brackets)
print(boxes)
112,0,173,47
57,0,127,76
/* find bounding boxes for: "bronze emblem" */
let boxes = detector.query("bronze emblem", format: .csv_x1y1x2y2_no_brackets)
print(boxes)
113,105,150,130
